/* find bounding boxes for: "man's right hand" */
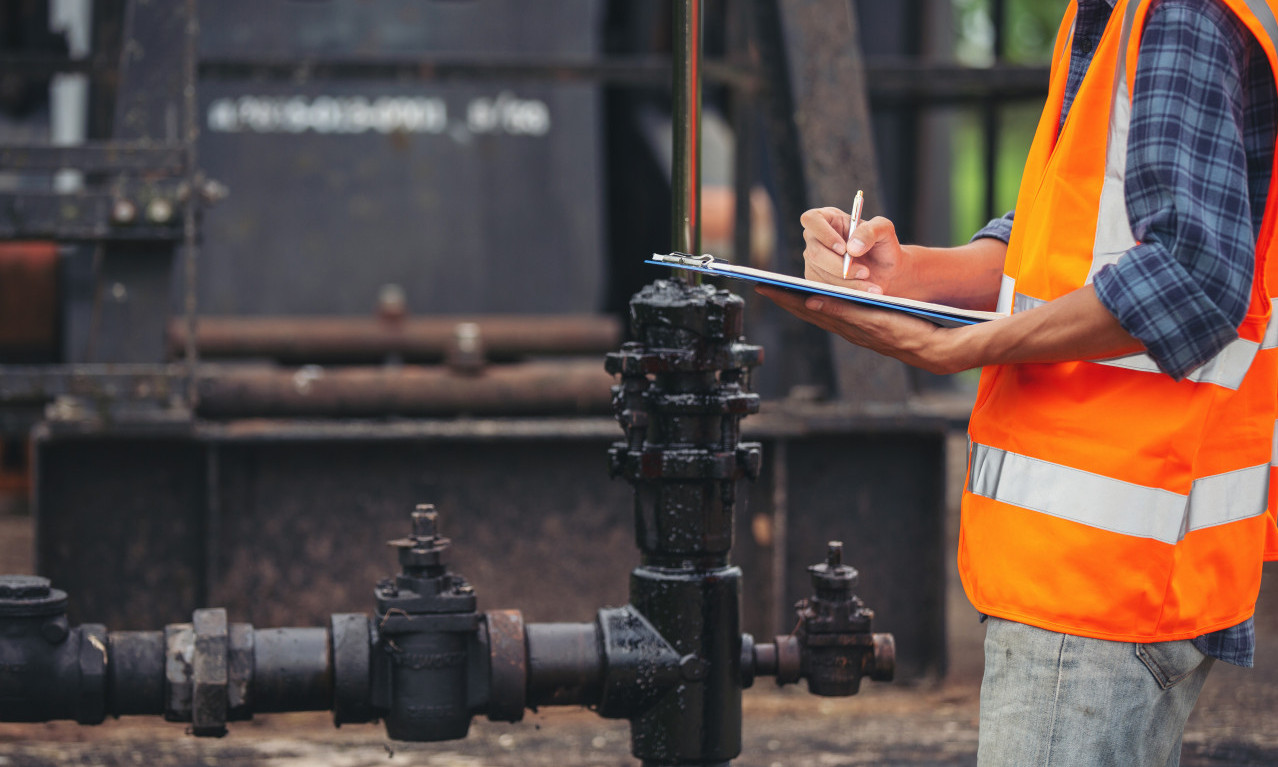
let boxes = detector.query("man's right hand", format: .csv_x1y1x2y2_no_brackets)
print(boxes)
800,207,912,297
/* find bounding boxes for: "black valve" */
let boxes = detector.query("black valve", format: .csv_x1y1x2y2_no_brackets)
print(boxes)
0,575,106,725
372,504,481,742
793,541,895,696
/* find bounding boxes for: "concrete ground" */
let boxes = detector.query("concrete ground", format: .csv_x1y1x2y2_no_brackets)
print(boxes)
1,434,1277,765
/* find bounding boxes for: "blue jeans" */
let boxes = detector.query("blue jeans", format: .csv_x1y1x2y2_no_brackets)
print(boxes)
978,617,1214,766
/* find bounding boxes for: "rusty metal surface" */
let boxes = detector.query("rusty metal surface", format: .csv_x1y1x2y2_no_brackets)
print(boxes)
168,315,623,363
0,144,187,174
0,364,184,404
0,243,58,361
484,610,527,723
195,361,615,417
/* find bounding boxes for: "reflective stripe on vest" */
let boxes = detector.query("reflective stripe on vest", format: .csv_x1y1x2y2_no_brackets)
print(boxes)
969,442,1270,545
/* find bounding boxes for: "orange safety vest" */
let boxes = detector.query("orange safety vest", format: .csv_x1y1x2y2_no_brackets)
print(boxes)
961,0,1278,643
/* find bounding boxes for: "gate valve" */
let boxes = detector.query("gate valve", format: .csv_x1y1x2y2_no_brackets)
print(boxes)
792,541,894,696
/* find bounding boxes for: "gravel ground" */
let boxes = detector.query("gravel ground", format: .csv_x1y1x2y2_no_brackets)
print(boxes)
1,671,1275,766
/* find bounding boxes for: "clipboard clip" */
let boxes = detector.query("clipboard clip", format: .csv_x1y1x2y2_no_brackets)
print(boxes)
652,252,723,267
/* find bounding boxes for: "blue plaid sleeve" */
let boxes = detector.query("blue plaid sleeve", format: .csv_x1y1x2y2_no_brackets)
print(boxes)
1091,0,1263,380
971,212,1015,244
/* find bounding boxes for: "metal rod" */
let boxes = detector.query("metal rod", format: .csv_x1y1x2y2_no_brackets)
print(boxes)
672,0,703,281
729,0,755,267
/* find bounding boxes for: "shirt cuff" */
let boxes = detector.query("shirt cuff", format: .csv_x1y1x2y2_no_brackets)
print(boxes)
1092,244,1241,380
971,213,1015,244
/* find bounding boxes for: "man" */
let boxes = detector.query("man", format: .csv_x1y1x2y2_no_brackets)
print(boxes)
759,0,1278,764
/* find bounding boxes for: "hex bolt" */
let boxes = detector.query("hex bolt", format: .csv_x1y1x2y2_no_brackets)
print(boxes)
412,504,438,540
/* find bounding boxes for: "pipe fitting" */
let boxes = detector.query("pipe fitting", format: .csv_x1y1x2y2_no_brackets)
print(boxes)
789,543,895,696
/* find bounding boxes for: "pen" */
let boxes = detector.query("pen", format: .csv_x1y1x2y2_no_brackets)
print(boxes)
843,189,864,280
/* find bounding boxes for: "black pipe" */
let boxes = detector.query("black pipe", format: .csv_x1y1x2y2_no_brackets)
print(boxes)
525,622,603,707
252,628,332,713
106,631,165,716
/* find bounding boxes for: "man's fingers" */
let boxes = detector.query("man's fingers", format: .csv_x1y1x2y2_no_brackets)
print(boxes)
800,207,851,254
848,215,898,257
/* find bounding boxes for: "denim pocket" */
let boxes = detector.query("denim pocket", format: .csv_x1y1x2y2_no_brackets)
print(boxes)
1136,640,1207,690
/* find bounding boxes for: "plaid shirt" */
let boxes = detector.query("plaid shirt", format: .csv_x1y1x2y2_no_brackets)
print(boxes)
974,0,1276,667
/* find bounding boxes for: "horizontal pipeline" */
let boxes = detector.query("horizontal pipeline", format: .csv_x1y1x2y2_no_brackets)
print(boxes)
196,361,616,417
169,315,623,363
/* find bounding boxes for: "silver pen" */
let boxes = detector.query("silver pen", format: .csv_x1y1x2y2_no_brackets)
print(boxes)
843,189,864,280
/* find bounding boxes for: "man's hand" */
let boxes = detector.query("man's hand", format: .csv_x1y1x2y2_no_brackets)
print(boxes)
801,207,912,297
756,285,970,375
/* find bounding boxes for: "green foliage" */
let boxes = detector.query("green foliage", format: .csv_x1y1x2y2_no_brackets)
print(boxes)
948,0,1061,243
952,0,1062,64
1005,0,1064,63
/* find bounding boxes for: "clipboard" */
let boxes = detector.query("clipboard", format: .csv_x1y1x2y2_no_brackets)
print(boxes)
646,253,1006,328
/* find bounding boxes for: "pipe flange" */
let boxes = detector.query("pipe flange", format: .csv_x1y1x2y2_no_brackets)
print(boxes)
774,635,802,685
331,614,374,726
484,610,527,723
75,624,108,724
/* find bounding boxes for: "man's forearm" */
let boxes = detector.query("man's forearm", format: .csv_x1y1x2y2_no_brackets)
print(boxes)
901,238,1007,311
939,284,1144,372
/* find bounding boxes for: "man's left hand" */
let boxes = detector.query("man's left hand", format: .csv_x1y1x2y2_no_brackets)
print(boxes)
756,285,967,375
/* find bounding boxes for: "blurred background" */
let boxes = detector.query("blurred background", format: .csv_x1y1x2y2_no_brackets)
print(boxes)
3,2,1277,765
0,0,1055,677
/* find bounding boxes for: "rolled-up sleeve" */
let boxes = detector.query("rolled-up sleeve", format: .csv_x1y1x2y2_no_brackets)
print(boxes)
972,212,1015,245
1091,3,1257,380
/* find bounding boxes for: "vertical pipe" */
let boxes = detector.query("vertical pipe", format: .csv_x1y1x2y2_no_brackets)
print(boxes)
672,0,703,275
